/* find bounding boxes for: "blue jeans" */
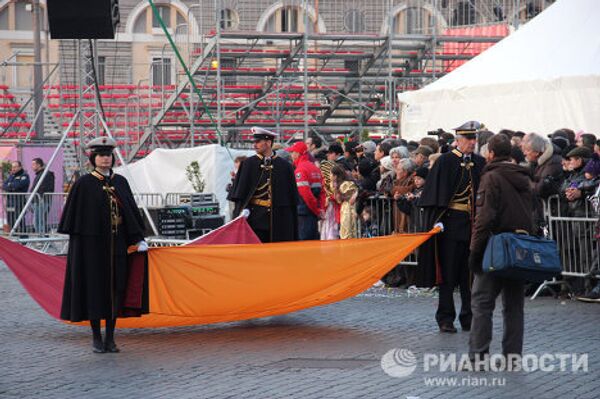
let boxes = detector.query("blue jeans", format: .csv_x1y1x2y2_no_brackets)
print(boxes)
33,200,50,234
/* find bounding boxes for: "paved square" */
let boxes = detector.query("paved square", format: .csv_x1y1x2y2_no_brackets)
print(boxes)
1,261,598,399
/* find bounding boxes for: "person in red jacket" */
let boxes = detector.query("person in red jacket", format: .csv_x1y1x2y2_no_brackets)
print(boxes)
286,141,324,240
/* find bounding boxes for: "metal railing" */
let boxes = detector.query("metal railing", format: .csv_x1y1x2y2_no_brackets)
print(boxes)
0,191,189,237
355,192,600,286
545,194,599,278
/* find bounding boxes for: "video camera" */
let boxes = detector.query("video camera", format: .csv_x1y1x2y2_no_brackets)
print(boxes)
427,128,447,136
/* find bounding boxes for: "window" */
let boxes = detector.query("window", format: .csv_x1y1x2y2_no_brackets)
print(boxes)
97,56,106,86
393,7,433,34
152,5,171,28
264,6,314,33
15,53,33,89
0,6,8,30
152,57,171,86
452,1,476,26
219,8,239,30
344,9,364,33
281,6,298,32
133,9,147,33
15,1,32,31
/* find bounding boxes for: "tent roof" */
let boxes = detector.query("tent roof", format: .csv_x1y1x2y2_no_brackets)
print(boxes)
416,0,600,92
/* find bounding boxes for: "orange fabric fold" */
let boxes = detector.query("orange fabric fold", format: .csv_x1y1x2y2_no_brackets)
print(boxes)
116,228,439,328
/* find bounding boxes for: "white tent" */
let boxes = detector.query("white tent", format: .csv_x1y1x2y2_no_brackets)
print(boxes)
115,145,253,218
397,0,600,139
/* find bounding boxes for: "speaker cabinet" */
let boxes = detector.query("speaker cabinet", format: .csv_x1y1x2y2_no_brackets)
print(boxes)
47,0,120,39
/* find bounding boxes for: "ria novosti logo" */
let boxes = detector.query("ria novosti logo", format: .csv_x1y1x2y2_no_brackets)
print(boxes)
380,348,589,378
380,348,418,378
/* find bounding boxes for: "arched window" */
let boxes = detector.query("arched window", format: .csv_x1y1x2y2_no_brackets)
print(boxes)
264,5,315,33
452,1,477,26
131,3,187,34
393,7,435,34
344,9,365,33
14,1,32,31
0,5,9,30
219,8,239,30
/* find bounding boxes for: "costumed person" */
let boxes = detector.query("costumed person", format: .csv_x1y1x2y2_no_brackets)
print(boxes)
319,159,340,240
227,127,299,243
331,165,359,239
286,141,323,240
418,121,485,333
59,137,149,353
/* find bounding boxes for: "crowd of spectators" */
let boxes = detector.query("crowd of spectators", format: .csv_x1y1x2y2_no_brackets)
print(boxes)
277,128,600,299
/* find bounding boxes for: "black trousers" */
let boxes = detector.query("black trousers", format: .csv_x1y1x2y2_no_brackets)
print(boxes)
435,233,472,327
298,214,319,240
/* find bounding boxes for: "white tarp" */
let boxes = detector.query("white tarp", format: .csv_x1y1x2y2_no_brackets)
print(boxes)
115,145,253,218
398,0,600,139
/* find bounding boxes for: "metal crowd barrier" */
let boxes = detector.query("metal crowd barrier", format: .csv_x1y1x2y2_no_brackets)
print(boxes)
532,194,600,299
0,192,189,238
357,195,421,266
357,193,600,295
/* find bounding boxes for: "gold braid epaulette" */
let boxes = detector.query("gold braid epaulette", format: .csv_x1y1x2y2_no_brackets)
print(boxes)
92,170,122,232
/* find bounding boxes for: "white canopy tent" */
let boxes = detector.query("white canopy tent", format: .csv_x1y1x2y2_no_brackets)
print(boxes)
397,0,600,139
115,145,253,218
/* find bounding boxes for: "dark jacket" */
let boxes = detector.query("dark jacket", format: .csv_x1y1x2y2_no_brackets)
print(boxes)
31,168,55,196
469,159,535,273
2,169,30,193
560,166,596,217
227,153,299,242
531,142,564,199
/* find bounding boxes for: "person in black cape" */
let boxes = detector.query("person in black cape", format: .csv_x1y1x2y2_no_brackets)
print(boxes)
59,137,148,353
227,127,299,242
417,121,485,334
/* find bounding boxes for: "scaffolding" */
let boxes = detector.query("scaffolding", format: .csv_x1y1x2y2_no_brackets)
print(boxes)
0,0,555,161
134,0,548,159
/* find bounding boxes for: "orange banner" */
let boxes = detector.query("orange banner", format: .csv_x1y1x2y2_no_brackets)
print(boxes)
117,229,438,328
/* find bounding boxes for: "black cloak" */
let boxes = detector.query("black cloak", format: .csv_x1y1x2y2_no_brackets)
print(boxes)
415,150,485,287
58,172,148,322
227,153,299,242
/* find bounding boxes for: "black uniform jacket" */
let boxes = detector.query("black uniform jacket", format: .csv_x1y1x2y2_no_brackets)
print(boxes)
415,150,485,287
227,153,299,242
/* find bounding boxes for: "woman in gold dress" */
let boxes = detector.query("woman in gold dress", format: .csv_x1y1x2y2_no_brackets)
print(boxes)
331,165,359,239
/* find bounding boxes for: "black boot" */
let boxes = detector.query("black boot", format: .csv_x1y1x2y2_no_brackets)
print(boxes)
104,318,120,353
90,319,105,353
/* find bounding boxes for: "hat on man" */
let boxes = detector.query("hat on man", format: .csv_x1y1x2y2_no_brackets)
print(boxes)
415,166,429,179
87,136,116,153
548,129,569,141
357,140,376,154
454,121,482,139
251,126,279,141
566,146,593,160
285,141,308,154
414,145,434,158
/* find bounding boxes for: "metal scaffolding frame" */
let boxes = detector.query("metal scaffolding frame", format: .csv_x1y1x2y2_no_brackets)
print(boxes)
137,25,502,159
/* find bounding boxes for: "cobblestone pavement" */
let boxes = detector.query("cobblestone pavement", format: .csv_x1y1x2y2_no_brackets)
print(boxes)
1,261,598,399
